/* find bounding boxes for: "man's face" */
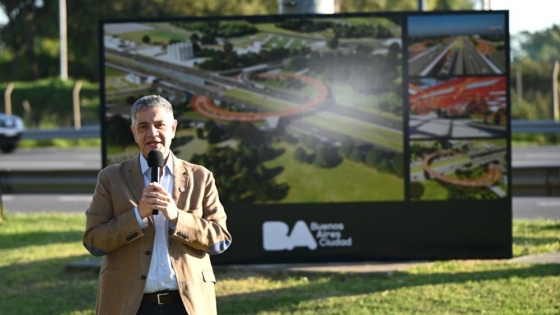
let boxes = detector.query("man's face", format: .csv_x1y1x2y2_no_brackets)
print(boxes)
131,107,178,159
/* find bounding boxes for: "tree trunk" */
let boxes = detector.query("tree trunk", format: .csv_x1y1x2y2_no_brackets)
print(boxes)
23,6,39,80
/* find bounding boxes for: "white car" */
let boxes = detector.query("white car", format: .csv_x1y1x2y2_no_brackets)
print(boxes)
0,113,24,153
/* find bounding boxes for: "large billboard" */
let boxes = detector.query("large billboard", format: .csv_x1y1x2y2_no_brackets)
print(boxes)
100,11,511,264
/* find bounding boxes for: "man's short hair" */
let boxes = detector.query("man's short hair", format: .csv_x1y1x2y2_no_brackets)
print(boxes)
130,95,174,126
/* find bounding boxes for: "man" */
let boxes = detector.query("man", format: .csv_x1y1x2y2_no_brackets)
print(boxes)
83,95,232,315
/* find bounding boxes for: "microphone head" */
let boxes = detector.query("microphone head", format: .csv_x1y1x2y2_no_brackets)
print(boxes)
147,150,164,168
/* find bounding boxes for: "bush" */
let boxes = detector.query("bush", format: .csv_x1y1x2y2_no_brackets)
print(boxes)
0,78,100,128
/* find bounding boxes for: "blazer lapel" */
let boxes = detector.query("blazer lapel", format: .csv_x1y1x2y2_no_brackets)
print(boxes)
172,153,189,210
126,153,144,201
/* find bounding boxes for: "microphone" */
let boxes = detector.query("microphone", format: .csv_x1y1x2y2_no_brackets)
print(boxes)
147,150,164,215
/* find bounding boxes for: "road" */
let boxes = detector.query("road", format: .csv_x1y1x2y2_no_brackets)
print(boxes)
105,50,404,153
0,147,559,219
408,38,503,76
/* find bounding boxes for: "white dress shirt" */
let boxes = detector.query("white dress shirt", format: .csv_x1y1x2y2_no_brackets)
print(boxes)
134,153,179,293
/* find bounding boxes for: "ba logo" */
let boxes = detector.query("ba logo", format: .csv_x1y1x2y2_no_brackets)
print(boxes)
262,221,317,251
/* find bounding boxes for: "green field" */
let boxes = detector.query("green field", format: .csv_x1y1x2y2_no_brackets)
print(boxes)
301,112,403,152
172,128,209,162
328,82,402,121
413,178,507,201
253,77,318,98
225,88,295,112
264,142,404,202
1,214,558,315
416,179,450,200
256,23,334,40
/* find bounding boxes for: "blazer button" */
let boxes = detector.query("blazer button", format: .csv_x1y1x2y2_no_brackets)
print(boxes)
145,250,151,255
141,275,146,280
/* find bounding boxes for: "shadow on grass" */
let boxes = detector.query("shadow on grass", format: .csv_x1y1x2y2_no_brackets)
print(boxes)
215,264,560,314
0,230,85,250
0,254,97,315
513,236,560,248
539,223,560,231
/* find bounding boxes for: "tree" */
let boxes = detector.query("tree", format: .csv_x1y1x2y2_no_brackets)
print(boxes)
349,148,362,162
410,181,425,200
294,146,308,162
0,0,280,81
517,25,560,63
327,37,339,49
365,149,382,166
339,138,354,157
106,114,135,148
0,0,41,80
338,0,474,12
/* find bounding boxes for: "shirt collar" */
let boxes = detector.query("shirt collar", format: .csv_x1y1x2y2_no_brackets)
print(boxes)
139,152,174,175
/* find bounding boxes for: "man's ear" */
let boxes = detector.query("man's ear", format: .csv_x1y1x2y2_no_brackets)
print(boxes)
171,120,178,138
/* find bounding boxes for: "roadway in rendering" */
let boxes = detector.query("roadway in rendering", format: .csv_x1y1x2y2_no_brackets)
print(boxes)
105,49,404,152
408,38,504,76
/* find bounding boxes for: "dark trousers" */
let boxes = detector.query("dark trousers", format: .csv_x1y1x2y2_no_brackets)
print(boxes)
136,299,188,315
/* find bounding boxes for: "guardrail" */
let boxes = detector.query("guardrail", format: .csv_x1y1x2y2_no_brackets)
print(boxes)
511,120,560,133
19,120,560,140
0,170,98,194
22,125,100,140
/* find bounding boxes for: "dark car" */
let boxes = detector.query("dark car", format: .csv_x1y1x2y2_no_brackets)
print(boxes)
0,113,25,153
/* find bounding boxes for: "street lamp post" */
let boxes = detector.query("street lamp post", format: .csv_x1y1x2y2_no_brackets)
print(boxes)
279,0,335,14
59,0,68,80
418,0,428,11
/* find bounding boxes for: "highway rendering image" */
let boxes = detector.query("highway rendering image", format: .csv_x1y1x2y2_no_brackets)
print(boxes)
409,138,508,200
407,13,506,76
102,16,406,203
408,76,507,139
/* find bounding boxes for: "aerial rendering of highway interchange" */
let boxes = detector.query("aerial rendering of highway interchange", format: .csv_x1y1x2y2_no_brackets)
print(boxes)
103,16,406,204
101,12,509,204
409,138,508,200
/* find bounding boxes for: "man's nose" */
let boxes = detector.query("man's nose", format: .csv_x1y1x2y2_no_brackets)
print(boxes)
147,125,159,136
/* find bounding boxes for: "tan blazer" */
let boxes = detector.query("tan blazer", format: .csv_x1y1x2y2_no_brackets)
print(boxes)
83,152,232,315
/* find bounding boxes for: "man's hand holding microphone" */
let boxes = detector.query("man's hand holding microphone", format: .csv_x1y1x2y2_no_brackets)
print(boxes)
138,150,179,223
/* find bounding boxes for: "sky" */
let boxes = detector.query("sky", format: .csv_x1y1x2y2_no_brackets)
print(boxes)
0,0,558,35
475,0,559,34
408,13,505,37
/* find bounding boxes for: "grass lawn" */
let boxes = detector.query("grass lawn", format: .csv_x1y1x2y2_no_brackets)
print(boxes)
264,142,404,202
1,214,558,315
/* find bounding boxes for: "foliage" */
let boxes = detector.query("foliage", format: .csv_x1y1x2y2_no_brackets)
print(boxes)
0,0,279,82
516,25,560,63
0,0,476,82
106,115,135,148
172,21,258,38
0,78,100,128
18,138,101,149
190,121,289,204
509,24,560,126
